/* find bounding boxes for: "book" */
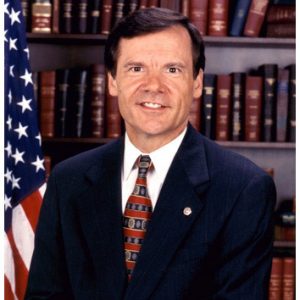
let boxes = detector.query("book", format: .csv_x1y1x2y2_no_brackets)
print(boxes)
160,0,181,11
259,64,277,142
139,0,148,9
229,0,252,36
31,0,52,33
39,71,56,138
55,69,70,137
128,0,139,13
189,98,201,132
276,68,289,142
189,0,208,36
44,156,52,181
208,0,229,36
148,0,159,7
88,0,101,34
21,0,30,31
32,72,39,109
269,257,283,300
282,257,295,300
244,75,263,142
113,0,125,26
181,0,189,16
266,4,295,23
52,0,60,33
61,0,73,33
266,23,295,37
106,91,122,138
101,0,113,35
215,74,231,141
77,0,88,33
201,74,216,139
231,72,245,141
243,0,269,37
286,64,295,142
89,64,106,138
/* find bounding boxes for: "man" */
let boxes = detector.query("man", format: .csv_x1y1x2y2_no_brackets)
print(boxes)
26,8,276,299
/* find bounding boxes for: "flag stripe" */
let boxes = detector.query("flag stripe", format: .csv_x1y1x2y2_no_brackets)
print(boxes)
4,275,16,300
4,234,16,299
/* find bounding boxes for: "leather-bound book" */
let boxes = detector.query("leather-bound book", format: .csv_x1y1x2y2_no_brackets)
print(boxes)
231,72,245,141
90,64,106,138
229,0,252,36
189,0,208,36
215,74,231,141
61,0,73,33
208,0,229,36
31,0,52,33
32,72,39,108
286,64,295,142
89,0,101,34
21,0,30,31
39,71,56,138
282,257,295,300
266,23,295,37
243,0,269,37
76,0,88,33
55,69,70,137
269,257,283,300
101,0,113,35
266,4,295,23
160,0,181,12
148,0,159,7
259,64,277,142
52,0,60,33
43,156,52,181
128,0,139,13
189,98,201,132
201,74,216,139
106,89,122,138
181,0,189,16
276,68,289,142
245,75,263,142
139,0,148,9
113,0,125,26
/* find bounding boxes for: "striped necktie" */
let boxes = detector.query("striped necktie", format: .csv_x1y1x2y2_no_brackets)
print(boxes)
123,155,153,280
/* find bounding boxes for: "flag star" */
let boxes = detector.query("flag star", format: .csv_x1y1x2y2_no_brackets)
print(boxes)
4,142,12,157
6,115,12,130
24,47,30,59
4,195,12,211
17,96,32,113
9,65,14,77
4,168,13,184
20,69,33,86
9,38,18,51
35,133,42,146
31,156,45,173
11,148,25,165
12,175,21,190
4,30,8,42
4,3,10,15
14,122,29,139
10,8,21,26
8,89,13,103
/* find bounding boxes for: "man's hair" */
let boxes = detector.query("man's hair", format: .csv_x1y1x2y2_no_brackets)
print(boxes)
104,8,205,78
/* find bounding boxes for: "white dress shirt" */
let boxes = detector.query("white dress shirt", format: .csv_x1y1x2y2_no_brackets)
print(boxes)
121,128,187,213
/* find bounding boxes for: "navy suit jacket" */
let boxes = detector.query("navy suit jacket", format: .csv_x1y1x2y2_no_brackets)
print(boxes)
26,125,276,299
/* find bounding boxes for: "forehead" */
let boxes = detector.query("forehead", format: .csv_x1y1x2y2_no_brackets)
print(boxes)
117,25,193,60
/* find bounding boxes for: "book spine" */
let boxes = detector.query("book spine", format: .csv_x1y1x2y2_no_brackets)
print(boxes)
52,0,60,33
78,0,88,33
32,72,39,108
62,0,73,33
287,64,295,142
231,73,245,141
260,64,277,142
269,257,283,300
89,0,101,34
208,0,229,36
243,0,269,37
148,0,159,7
44,155,52,181
282,257,295,300
160,0,181,11
101,0,113,35
190,0,208,36
31,0,52,33
189,98,201,132
215,74,231,141
139,0,148,9
276,68,289,142
245,76,263,142
266,4,295,23
21,0,30,31
106,91,122,138
229,0,252,36
114,0,125,26
181,0,189,16
40,71,56,138
266,23,295,38
90,64,106,138
201,74,216,139
128,0,139,13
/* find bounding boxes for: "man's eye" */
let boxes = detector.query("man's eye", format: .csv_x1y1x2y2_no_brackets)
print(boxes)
130,66,143,72
168,67,179,73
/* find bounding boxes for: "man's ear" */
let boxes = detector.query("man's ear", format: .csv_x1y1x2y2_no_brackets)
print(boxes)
107,72,118,96
193,69,204,99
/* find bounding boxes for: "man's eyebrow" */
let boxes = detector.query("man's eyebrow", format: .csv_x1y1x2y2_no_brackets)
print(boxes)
123,61,144,68
164,62,186,68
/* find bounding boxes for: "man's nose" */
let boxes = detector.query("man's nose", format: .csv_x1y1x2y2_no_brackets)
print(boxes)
142,72,165,93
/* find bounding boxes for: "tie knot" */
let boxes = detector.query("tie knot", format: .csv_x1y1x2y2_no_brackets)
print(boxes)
137,155,152,178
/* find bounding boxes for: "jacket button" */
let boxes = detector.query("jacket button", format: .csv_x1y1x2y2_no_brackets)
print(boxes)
183,207,192,216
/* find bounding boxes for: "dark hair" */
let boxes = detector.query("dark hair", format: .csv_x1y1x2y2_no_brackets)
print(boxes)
104,8,205,78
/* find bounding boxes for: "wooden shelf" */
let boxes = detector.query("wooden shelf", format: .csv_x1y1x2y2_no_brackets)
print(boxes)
274,240,295,248
27,33,295,48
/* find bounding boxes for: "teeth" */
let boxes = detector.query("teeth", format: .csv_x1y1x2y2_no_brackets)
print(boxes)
142,102,162,108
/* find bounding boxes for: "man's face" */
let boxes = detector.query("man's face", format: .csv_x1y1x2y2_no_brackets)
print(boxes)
108,25,203,147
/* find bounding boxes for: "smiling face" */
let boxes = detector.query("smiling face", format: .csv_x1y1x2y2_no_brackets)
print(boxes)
108,25,203,152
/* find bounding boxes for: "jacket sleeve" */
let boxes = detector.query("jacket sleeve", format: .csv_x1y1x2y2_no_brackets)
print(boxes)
213,173,276,299
25,168,73,300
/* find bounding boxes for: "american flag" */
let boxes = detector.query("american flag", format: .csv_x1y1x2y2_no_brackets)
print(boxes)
4,1,46,299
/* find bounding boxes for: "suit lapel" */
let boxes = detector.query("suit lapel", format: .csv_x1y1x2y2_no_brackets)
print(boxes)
125,126,210,300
